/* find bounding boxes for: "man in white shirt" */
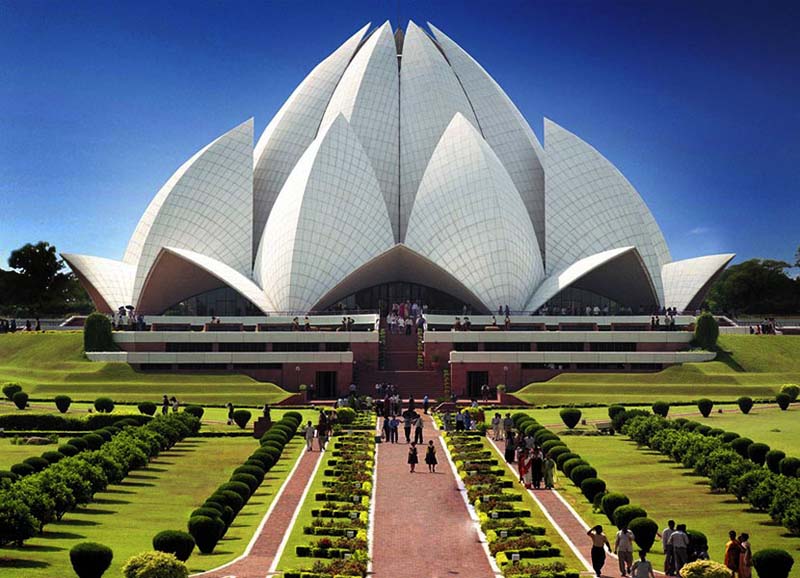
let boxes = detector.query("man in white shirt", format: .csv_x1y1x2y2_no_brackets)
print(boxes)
614,525,635,576
661,519,676,575
630,551,655,578
667,524,690,573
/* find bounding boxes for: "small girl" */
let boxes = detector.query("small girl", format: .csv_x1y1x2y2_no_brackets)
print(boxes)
425,440,438,472
408,442,419,473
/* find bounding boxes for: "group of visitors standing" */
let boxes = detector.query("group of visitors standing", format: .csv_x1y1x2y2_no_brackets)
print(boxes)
162,394,179,414
0,318,39,332
302,410,334,451
386,301,425,334
407,440,437,473
381,410,425,445
587,525,656,578
723,530,753,578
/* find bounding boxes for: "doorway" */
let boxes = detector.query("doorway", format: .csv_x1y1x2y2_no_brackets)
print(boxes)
315,371,337,399
467,371,489,400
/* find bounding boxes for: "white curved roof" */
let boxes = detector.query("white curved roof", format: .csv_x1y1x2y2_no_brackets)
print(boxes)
255,114,395,312
405,113,544,311
252,24,370,253
61,254,135,313
137,247,276,314
428,23,546,254
543,119,669,301
319,22,400,242
662,253,735,311
126,119,254,306
399,21,479,241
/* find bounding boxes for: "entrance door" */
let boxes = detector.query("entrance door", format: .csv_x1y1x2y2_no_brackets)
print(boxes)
467,371,489,400
315,371,337,399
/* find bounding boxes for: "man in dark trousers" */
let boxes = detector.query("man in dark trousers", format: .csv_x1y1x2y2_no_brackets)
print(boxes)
413,413,424,444
402,408,414,443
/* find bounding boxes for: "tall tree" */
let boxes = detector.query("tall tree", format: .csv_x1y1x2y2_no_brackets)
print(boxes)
707,258,800,314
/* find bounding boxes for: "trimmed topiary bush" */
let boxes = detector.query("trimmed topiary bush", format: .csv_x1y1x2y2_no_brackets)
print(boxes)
695,424,712,436
562,458,589,478
55,395,72,413
82,433,105,450
752,548,794,578
10,462,35,477
336,407,356,424
652,401,670,417
12,391,28,410
184,405,204,419
629,517,658,552
122,550,189,578
58,443,80,457
556,452,580,470
678,560,735,578
613,504,647,529
231,473,260,494
697,398,713,418
67,437,89,451
69,542,113,578
187,516,225,554
748,443,770,466
780,384,800,402
737,396,754,414
559,408,582,429
601,492,630,522
218,481,251,501
730,437,754,458
3,383,22,400
233,465,265,481
138,402,157,416
541,439,566,454
766,450,787,474
94,397,115,413
780,457,800,477
580,478,606,502
608,405,625,420
570,465,597,487
84,312,114,352
152,530,195,562
776,393,792,411
721,431,740,444
694,311,719,350
40,451,65,464
232,410,251,429
23,456,50,472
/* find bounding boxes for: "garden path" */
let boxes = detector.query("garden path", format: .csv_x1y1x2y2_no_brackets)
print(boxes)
487,437,666,578
370,414,497,578
192,447,322,578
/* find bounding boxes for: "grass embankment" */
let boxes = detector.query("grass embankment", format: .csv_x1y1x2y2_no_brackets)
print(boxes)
0,436,287,577
551,433,800,577
0,332,291,404
515,335,800,405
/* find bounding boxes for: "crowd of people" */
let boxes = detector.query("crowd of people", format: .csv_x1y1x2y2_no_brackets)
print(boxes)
749,318,780,334
0,318,40,332
300,409,336,451
161,394,180,414
386,301,426,334
650,308,681,331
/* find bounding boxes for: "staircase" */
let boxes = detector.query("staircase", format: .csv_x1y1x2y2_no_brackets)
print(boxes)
359,324,444,399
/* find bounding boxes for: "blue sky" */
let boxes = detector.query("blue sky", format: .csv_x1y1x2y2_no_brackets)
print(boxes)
1,0,798,270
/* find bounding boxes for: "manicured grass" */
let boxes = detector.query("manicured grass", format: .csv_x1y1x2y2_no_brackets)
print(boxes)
0,332,291,404
550,433,800,577
0,439,67,469
482,438,584,572
515,335,800,405
0,436,259,578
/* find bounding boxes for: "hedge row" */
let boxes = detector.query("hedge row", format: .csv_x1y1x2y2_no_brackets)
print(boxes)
623,414,800,536
0,413,199,546
445,430,577,578
184,411,302,554
0,412,151,431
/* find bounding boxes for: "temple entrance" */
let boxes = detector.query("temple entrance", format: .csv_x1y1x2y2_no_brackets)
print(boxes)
326,281,472,315
467,371,489,399
315,371,337,399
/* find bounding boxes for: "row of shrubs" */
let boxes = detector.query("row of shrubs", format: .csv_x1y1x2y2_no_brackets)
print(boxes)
0,413,200,546
68,541,190,578
286,431,374,578
509,412,664,555
185,411,302,554
622,413,800,536
0,412,152,431
4,416,149,479
445,430,576,578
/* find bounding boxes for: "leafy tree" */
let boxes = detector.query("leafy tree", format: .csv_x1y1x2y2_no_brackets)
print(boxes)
694,313,719,350
0,498,38,546
84,313,114,352
707,258,800,314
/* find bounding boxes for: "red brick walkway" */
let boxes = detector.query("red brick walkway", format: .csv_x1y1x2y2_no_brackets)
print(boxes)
193,448,322,578
371,415,496,578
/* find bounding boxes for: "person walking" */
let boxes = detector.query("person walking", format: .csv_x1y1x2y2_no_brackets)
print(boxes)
226,402,234,425
630,551,656,578
504,431,516,463
502,413,513,440
491,412,502,440
738,533,752,578
668,524,690,573
162,395,170,416
303,421,315,451
615,524,635,576
725,530,742,577
455,409,465,431
660,520,676,575
413,413,424,444
408,442,418,473
403,411,413,443
317,421,328,451
170,396,179,413
531,448,544,489
587,525,611,578
423,394,429,414
389,415,399,443
425,440,437,472
544,453,556,489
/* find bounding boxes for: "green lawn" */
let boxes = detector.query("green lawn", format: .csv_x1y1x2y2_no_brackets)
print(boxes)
551,434,800,577
0,436,263,577
515,335,800,405
0,332,291,405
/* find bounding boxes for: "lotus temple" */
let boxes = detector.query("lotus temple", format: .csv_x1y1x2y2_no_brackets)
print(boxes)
64,22,733,397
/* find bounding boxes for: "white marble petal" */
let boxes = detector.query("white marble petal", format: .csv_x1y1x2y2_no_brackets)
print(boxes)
61,254,135,313
399,21,479,241
405,113,544,311
429,23,546,254
252,24,370,253
125,119,254,306
662,253,735,311
254,114,395,312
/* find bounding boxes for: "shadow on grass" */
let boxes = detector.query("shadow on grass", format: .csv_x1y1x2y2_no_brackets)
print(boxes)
145,467,168,473
104,487,135,495
94,497,130,505
128,473,159,480
76,508,116,516
0,558,50,569
164,448,195,453
41,530,85,540
54,518,99,527
715,348,746,372
120,481,155,488
9,543,65,553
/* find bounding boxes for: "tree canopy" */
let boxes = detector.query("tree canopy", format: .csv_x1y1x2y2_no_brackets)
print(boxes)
707,258,800,314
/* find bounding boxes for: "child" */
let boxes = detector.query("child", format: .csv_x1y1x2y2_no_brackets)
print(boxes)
408,442,419,473
425,440,438,472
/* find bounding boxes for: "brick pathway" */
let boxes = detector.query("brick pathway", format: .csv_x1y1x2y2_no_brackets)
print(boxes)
371,415,496,578
193,448,322,578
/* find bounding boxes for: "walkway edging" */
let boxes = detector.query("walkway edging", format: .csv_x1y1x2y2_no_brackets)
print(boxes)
366,423,380,575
